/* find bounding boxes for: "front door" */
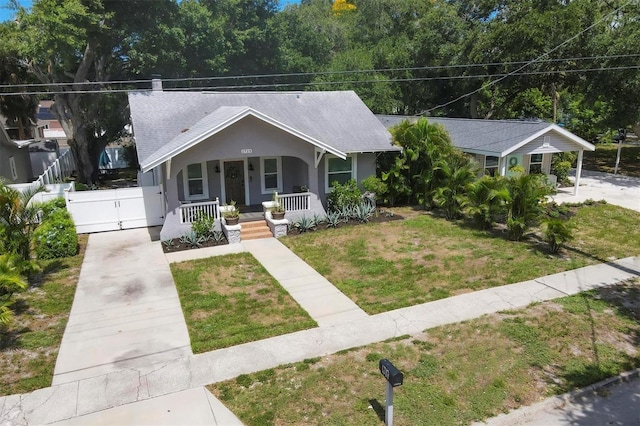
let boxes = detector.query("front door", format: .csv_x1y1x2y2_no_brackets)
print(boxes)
224,161,245,205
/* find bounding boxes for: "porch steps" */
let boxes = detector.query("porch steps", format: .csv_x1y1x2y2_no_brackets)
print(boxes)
241,220,273,240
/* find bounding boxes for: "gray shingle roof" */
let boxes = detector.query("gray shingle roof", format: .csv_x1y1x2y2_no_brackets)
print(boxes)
129,91,397,170
377,115,592,156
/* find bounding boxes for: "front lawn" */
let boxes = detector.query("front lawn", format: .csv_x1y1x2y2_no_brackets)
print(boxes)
171,253,317,353
282,203,640,314
0,234,88,396
209,280,640,425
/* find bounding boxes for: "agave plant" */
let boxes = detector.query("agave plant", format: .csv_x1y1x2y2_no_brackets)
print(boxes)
294,215,317,233
325,211,341,228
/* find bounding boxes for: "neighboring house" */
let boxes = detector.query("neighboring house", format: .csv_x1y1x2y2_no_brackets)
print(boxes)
0,121,33,183
378,115,595,195
128,84,398,240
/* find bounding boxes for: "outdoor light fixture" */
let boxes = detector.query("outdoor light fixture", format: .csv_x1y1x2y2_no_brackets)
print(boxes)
248,161,254,171
215,164,220,173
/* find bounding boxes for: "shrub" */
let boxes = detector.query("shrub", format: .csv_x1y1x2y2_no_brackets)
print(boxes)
361,175,387,198
191,212,214,240
327,179,362,212
0,253,29,325
542,218,574,254
40,198,67,221
32,209,78,260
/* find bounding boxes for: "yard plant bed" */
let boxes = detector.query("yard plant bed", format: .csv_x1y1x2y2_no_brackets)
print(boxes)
281,204,640,314
286,208,404,236
0,234,88,396
170,253,317,353
208,280,640,425
162,236,228,253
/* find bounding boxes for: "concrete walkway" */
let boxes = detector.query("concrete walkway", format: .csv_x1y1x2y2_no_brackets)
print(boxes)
52,228,193,384
0,230,640,425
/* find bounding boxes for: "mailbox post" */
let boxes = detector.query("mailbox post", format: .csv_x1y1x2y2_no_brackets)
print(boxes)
379,359,403,426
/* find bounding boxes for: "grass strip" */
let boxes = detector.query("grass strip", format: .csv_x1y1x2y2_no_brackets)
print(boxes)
171,252,317,353
209,280,640,425
0,234,88,396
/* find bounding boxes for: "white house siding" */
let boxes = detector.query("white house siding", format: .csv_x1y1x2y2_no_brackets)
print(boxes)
510,132,579,156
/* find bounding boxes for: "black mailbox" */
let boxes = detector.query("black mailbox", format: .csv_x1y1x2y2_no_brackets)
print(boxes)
379,359,403,387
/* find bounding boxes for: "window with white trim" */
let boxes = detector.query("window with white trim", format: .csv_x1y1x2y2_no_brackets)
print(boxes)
9,157,18,180
183,162,209,200
325,154,357,192
484,156,499,177
261,157,282,193
529,154,543,174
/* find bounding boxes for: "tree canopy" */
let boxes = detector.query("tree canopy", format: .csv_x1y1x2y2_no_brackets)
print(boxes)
0,0,638,182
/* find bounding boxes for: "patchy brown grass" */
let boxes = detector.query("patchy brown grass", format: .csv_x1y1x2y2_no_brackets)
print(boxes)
583,143,640,177
282,203,640,314
209,280,640,425
0,234,88,396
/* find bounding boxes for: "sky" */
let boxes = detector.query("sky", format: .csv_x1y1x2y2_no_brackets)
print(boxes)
0,0,301,23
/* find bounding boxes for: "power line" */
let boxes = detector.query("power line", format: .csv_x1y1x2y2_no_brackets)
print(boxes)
424,0,636,114
1,53,639,90
1,65,638,96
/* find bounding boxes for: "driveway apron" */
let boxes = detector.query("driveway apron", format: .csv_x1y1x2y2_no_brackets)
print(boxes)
52,228,192,385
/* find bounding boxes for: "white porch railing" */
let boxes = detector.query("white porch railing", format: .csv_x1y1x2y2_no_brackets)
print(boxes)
35,149,75,186
278,192,311,211
180,198,220,223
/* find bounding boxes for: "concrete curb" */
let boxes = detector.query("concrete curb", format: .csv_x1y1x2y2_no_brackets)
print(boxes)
474,368,640,425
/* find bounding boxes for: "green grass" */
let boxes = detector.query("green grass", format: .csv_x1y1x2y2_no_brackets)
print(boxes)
0,234,88,396
208,280,640,425
583,143,640,177
170,253,317,353
282,204,640,314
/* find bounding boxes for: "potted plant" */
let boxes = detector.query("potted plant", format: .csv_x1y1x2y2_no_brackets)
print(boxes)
222,201,240,225
271,192,286,220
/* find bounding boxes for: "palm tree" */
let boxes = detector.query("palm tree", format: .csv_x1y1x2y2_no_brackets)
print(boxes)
432,154,478,220
542,218,574,254
0,179,45,260
465,176,510,229
0,254,28,325
505,173,551,241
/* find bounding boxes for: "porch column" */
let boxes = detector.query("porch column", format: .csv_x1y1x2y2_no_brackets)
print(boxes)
308,162,319,195
166,174,181,218
574,149,584,196
499,157,507,176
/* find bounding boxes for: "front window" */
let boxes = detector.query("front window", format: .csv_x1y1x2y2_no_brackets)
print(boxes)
484,156,499,177
326,154,357,192
261,157,282,193
184,162,209,200
529,154,543,174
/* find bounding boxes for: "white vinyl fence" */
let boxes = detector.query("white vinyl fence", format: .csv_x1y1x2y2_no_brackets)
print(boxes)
65,186,164,233
8,182,75,204
35,149,75,186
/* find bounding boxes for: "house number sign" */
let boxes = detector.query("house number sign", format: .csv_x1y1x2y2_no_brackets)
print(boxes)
241,149,252,154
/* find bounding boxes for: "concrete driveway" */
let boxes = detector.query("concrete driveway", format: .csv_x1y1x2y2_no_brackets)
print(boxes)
52,227,192,385
552,170,640,212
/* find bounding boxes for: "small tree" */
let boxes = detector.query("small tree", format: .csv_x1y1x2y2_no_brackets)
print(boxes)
432,154,478,220
0,254,29,325
505,172,551,241
465,176,510,229
542,218,574,254
0,180,45,260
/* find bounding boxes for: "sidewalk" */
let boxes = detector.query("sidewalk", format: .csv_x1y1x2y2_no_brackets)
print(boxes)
1,249,637,425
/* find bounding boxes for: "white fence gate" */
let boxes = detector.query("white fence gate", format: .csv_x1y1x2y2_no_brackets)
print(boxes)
65,186,164,233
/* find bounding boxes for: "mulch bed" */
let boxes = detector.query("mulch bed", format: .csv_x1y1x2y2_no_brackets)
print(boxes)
162,236,229,253
286,209,404,236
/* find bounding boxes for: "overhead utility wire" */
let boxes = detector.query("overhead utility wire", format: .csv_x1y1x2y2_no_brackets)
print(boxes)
0,53,639,90
1,65,638,96
423,0,636,114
